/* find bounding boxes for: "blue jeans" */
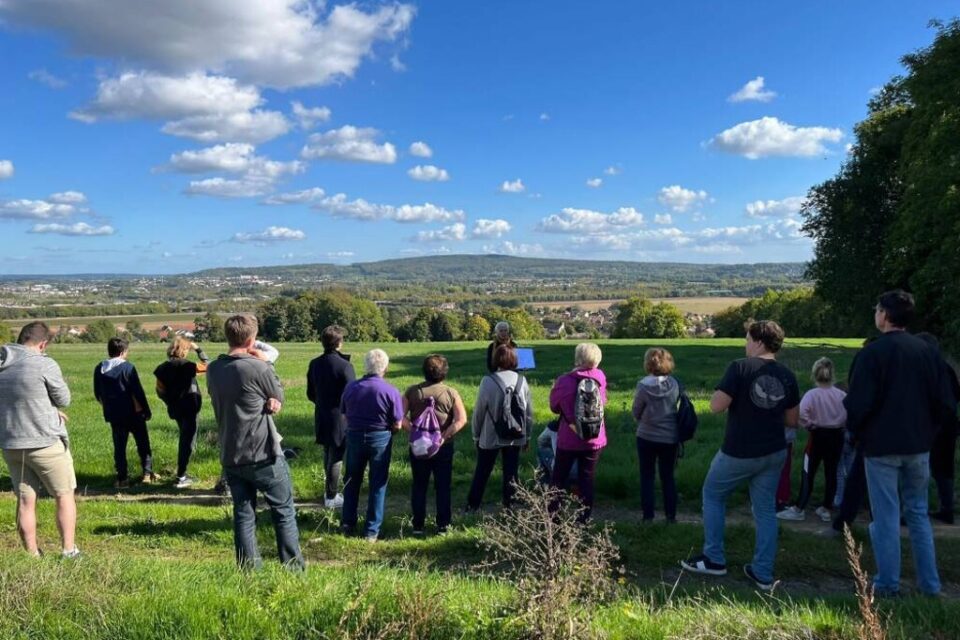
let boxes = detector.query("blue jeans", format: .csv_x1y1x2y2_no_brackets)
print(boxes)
341,429,393,538
224,456,304,570
864,453,940,595
702,449,786,583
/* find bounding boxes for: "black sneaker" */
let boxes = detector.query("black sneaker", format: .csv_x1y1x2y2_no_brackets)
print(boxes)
680,554,727,576
744,565,775,592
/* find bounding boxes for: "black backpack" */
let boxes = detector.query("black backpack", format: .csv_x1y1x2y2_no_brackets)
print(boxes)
676,382,698,444
573,377,604,440
487,372,527,440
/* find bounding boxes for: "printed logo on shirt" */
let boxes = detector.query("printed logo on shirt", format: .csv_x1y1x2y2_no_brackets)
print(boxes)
750,375,786,410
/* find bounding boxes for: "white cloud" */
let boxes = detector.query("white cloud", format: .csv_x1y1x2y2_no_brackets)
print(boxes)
162,110,290,144
483,241,544,257
654,214,672,225
745,196,805,219
390,54,407,72
414,223,466,242
185,177,272,198
0,198,76,219
263,187,326,205
0,160,14,180
537,207,645,233
48,191,87,204
71,72,262,122
312,193,465,224
471,218,512,238
539,113,550,121
232,225,305,243
163,143,302,179
291,101,331,130
28,68,67,89
728,76,777,103
301,125,397,163
603,166,621,176
586,177,603,188
30,222,114,236
409,141,432,158
0,1,416,90
407,165,449,182
709,117,843,159
499,178,525,193
658,185,709,213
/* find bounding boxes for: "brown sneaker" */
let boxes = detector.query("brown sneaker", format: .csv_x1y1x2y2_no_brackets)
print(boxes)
140,472,159,484
114,479,130,489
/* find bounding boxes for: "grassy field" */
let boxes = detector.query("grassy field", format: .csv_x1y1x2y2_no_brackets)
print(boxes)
2,338,958,639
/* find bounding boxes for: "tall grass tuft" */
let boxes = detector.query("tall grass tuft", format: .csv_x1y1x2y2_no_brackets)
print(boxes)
843,525,886,640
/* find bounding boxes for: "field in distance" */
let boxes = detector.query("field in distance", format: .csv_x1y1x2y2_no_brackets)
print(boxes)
538,296,749,314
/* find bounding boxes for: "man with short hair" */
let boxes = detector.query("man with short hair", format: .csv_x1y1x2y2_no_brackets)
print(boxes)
0,322,79,558
206,313,304,570
94,336,154,488
844,290,954,596
681,320,800,591
306,325,355,509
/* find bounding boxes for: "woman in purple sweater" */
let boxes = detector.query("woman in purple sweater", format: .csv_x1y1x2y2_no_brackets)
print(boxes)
549,342,607,521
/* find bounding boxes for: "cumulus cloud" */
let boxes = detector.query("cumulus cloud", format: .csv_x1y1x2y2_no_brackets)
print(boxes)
709,117,843,159
471,218,511,238
231,225,305,243
30,222,114,236
658,185,709,213
0,1,416,90
499,178,525,193
0,160,13,180
0,198,76,219
414,223,466,242
28,68,67,89
654,214,672,225
603,166,621,176
312,192,465,224
301,125,397,163
185,177,273,198
407,165,449,182
409,141,432,158
48,191,87,204
262,187,327,205
537,207,645,233
728,76,777,103
168,143,303,198
483,241,544,257
162,110,290,144
291,101,331,130
745,196,805,218
586,178,603,188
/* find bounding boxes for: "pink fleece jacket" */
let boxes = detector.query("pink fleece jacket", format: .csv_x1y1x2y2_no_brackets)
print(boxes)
549,367,608,451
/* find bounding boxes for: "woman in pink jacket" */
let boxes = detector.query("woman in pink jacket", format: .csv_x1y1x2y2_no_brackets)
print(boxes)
549,342,607,522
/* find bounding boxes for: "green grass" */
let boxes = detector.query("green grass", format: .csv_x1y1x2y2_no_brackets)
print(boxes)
2,338,958,639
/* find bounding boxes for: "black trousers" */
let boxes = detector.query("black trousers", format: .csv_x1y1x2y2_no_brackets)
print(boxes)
467,446,520,509
833,448,867,531
410,441,455,529
930,427,957,516
323,442,346,500
174,412,198,478
636,437,679,520
110,416,152,481
796,428,845,510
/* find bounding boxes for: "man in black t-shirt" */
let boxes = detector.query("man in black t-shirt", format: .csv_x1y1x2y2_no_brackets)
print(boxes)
681,320,799,591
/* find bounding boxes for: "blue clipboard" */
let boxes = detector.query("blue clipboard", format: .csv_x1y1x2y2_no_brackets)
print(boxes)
515,347,536,371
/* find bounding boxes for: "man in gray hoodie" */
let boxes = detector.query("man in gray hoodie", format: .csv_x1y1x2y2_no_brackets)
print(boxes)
0,322,79,558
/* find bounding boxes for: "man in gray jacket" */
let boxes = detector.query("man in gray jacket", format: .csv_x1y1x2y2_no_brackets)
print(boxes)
0,322,79,558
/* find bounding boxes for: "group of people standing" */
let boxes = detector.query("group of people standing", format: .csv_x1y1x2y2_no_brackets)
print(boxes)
0,289,956,600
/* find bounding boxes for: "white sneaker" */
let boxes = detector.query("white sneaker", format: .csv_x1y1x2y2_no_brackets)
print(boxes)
175,476,194,489
776,506,805,521
815,506,833,523
324,493,344,509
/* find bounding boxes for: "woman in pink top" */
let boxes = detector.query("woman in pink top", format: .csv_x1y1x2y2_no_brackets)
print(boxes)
549,342,607,522
777,357,847,522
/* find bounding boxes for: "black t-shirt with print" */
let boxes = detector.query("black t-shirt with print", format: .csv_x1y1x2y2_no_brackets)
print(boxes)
716,357,800,458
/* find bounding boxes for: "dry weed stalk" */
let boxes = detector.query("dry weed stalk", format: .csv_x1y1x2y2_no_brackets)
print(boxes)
477,480,622,640
842,525,886,640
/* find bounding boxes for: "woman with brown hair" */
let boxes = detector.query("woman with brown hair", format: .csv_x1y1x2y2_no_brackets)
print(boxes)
154,336,209,489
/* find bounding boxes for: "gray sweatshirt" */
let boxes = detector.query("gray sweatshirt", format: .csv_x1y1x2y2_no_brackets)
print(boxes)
0,344,71,450
632,375,680,444
472,370,533,449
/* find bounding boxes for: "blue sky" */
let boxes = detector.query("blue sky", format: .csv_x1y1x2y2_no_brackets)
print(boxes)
0,1,953,274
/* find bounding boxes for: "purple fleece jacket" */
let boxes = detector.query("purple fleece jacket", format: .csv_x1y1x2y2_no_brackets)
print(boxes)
549,367,608,452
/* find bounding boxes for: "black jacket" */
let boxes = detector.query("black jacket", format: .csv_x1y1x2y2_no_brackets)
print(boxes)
486,339,518,373
306,350,355,446
844,331,955,457
93,359,151,424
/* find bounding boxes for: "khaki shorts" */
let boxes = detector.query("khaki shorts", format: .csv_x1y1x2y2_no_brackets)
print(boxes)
3,441,77,499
